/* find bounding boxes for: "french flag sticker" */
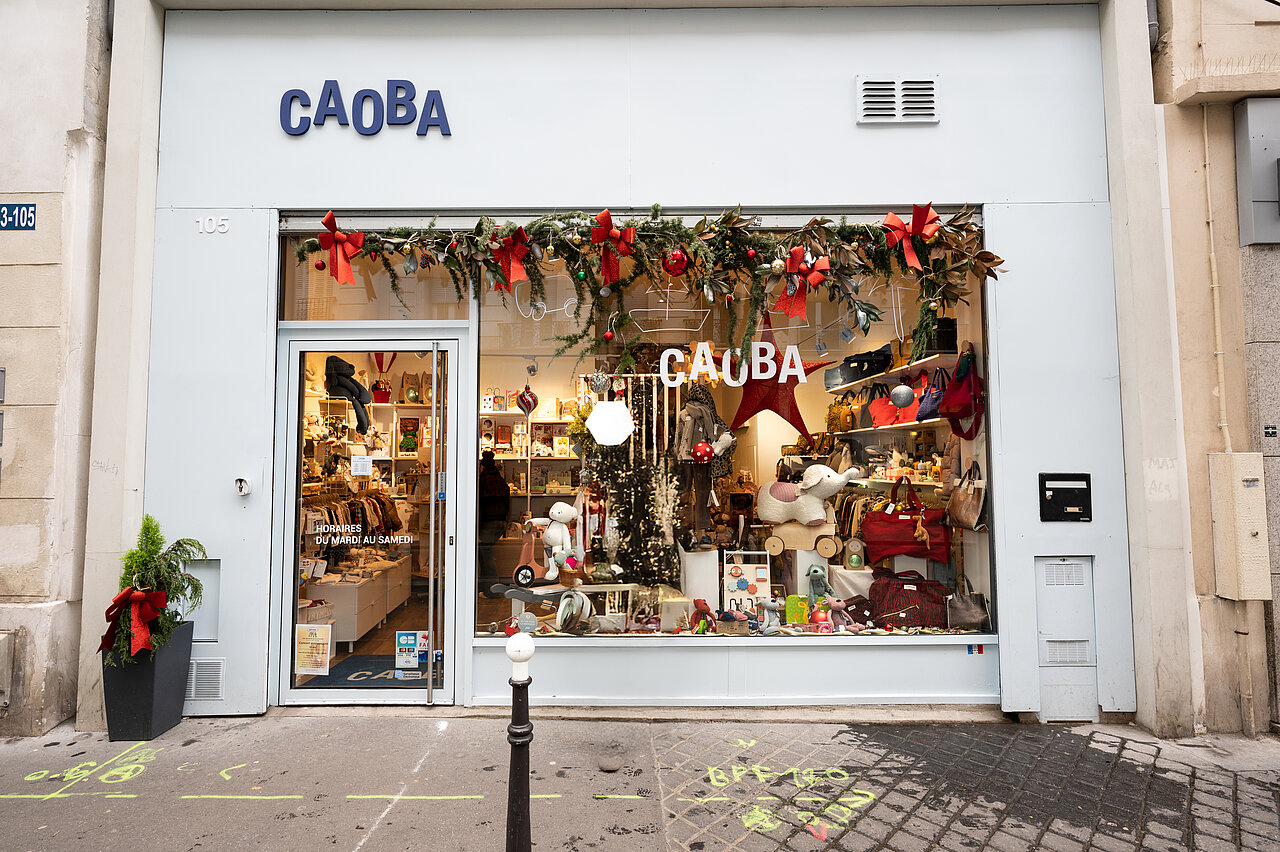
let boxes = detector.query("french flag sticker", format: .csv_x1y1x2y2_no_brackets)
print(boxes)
967,644,984,655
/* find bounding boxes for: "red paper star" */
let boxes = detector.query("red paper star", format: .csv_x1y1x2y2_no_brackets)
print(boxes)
729,314,832,443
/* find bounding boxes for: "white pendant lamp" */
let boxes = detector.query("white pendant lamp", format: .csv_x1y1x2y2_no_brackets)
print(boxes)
586,399,634,446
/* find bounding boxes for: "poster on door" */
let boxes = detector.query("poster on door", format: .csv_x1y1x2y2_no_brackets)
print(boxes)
295,624,332,676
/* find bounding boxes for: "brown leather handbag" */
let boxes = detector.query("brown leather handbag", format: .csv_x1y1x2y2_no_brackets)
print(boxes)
947,461,987,531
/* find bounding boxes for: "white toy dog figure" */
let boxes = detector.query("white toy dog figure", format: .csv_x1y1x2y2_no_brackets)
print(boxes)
530,501,580,582
756,464,861,526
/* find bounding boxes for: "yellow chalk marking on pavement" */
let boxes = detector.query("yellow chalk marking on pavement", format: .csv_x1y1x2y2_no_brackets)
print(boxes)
219,763,248,780
594,794,645,799
677,796,732,803
530,794,562,799
180,795,303,800
0,791,140,800
45,742,143,800
346,795,484,800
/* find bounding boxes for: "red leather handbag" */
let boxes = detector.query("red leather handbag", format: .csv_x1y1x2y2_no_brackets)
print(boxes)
866,383,899,428
938,343,986,439
869,566,949,629
860,477,951,564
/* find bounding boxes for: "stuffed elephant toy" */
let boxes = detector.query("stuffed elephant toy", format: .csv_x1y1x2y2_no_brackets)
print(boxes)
756,464,861,526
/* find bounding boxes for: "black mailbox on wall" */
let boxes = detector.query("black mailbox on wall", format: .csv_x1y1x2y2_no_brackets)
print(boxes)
1039,473,1092,522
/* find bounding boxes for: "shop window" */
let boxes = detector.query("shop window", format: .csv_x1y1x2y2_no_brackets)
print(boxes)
281,236,469,322
470,215,996,640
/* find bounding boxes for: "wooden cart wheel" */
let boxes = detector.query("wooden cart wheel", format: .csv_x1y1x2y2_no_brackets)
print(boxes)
513,565,537,588
816,536,840,559
764,535,785,556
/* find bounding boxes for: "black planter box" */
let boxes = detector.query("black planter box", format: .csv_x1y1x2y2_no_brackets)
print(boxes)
101,620,194,741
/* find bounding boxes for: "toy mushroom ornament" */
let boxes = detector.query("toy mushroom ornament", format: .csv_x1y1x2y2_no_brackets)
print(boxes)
690,441,715,464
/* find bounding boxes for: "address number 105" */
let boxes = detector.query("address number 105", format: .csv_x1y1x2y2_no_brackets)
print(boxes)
196,216,230,234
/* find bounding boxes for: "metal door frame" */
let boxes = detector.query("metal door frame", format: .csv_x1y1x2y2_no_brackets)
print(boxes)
269,324,465,706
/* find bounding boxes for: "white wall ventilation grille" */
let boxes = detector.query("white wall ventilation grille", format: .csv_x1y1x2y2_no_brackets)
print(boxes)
1045,640,1091,665
1044,561,1086,586
187,658,225,701
857,78,939,125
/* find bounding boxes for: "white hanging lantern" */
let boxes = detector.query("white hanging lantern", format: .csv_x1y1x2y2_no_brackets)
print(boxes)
586,399,634,446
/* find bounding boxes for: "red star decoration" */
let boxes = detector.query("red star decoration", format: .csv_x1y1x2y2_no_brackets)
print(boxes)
729,313,833,443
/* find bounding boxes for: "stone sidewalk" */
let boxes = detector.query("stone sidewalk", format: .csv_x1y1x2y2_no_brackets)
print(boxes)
0,712,1277,851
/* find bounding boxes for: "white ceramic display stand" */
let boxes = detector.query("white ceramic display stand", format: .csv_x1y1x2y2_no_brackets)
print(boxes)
678,543,721,611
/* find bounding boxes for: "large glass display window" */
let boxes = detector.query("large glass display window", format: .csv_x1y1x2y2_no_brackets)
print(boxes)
468,211,997,640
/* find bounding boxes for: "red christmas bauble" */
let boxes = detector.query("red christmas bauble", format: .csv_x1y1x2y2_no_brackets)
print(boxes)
603,330,615,342
449,240,458,249
315,259,326,271
662,249,689,277
691,441,714,463
747,249,757,259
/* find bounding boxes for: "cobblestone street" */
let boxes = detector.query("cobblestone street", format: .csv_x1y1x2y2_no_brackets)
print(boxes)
655,723,1280,852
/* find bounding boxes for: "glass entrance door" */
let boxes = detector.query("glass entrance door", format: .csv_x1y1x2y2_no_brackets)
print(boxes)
278,340,457,704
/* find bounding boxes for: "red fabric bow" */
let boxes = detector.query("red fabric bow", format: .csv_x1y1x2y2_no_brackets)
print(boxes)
98,587,169,657
493,227,530,292
317,211,366,286
772,247,830,320
590,209,636,285
883,204,941,271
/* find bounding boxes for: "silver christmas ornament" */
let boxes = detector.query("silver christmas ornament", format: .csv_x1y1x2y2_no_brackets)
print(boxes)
599,287,612,298
589,370,610,393
890,382,915,408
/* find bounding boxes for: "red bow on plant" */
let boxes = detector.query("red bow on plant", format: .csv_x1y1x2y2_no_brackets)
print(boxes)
883,203,941,271
317,211,366,286
590,209,636,285
98,587,168,657
772,246,830,320
493,227,531,292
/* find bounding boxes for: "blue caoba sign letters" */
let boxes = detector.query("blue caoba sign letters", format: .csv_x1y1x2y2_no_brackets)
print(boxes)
281,80,450,137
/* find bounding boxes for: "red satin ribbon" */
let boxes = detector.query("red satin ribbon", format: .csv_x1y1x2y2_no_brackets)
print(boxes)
98,587,168,657
590,209,636,285
317,211,366,286
883,204,941,270
493,227,530,292
772,247,831,320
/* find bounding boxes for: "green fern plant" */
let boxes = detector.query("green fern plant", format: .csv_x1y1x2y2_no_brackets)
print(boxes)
104,515,206,666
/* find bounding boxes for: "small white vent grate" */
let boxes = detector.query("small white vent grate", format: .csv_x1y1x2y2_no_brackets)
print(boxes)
1044,562,1086,586
858,78,938,125
187,658,225,701
1045,640,1090,665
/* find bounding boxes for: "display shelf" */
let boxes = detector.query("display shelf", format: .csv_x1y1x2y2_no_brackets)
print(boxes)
825,353,953,395
834,417,947,437
479,410,526,417
852,478,941,488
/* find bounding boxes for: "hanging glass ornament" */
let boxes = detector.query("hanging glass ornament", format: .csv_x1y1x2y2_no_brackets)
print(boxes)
516,384,538,415
661,249,689,277
403,253,418,275
599,287,612,298
890,382,915,408
314,260,326,271
381,240,396,254
589,370,610,394
545,245,556,259
770,258,786,275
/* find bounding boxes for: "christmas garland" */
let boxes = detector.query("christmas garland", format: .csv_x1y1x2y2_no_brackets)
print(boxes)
297,204,1003,366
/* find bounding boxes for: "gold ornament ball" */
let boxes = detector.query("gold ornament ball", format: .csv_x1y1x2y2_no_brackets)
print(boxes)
928,300,939,311
770,259,786,274
571,234,583,246
545,245,556,258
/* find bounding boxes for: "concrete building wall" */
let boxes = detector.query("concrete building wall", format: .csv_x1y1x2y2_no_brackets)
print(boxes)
0,0,108,735
1154,0,1280,733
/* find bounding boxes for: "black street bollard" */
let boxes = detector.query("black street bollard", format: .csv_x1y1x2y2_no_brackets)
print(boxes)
505,632,535,852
